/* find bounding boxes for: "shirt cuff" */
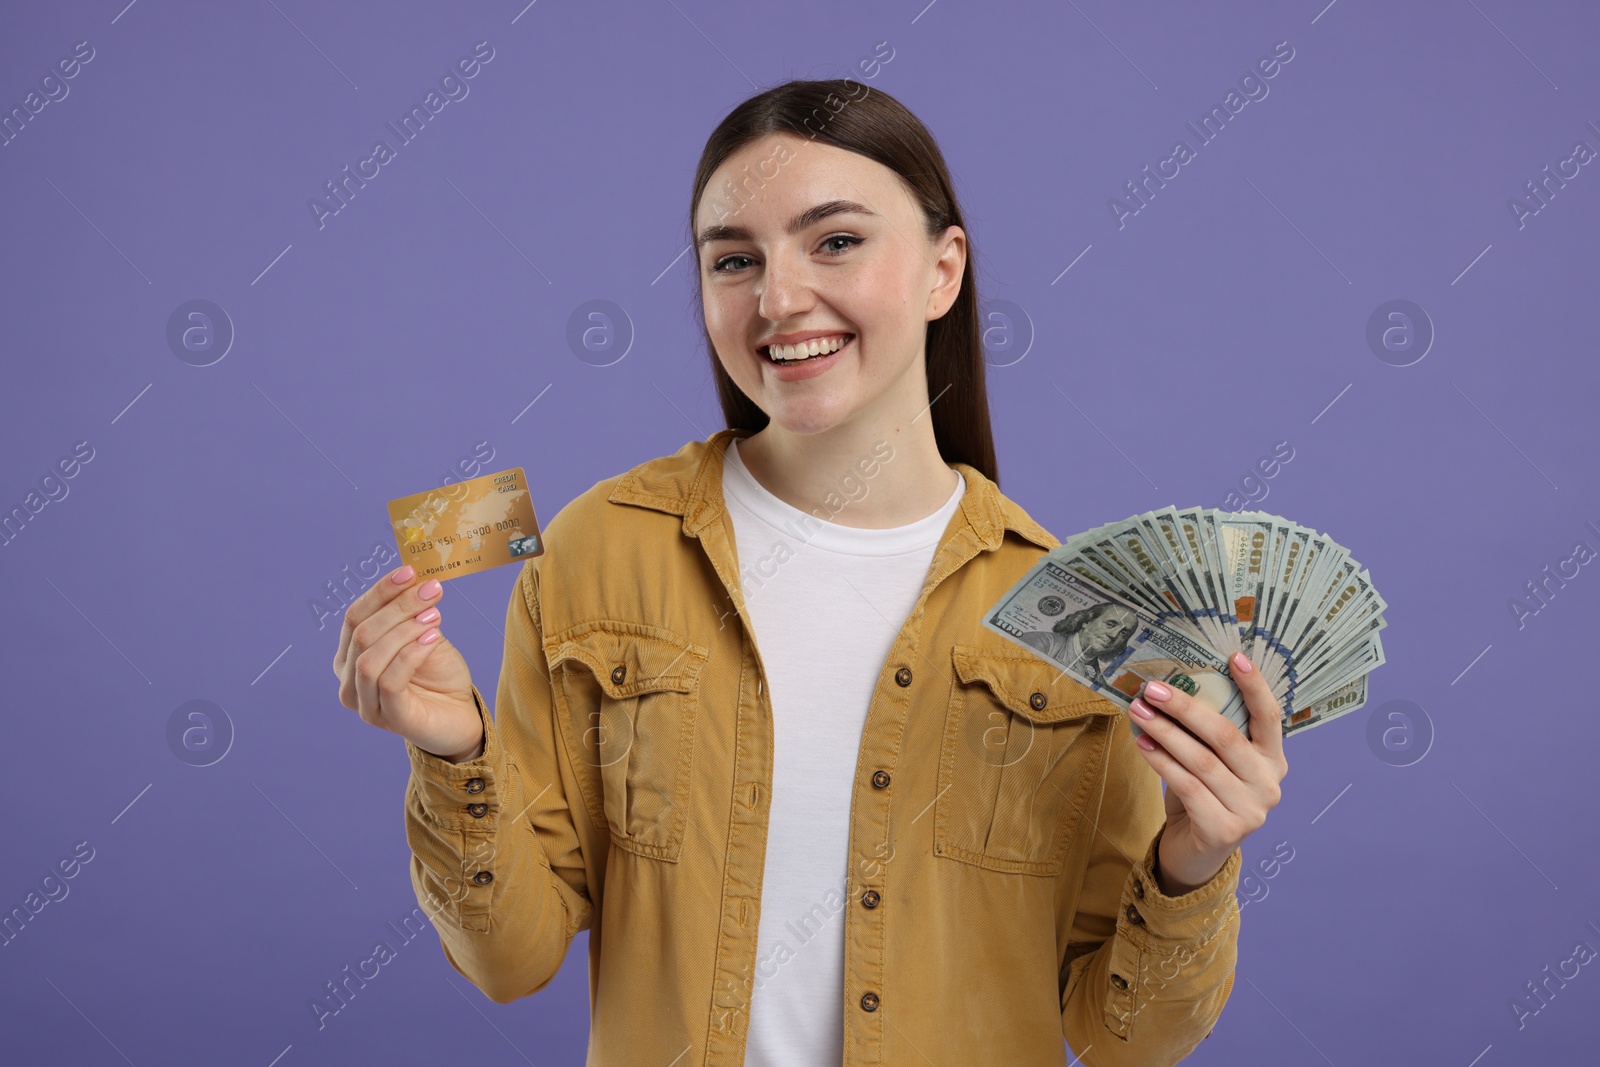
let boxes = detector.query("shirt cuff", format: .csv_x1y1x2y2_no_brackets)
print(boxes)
1121,824,1242,945
405,684,504,830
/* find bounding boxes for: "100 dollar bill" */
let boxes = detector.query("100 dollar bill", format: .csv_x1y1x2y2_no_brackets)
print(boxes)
982,561,1254,740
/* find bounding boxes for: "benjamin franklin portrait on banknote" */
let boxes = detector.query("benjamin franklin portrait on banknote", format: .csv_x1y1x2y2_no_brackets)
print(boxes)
1018,602,1140,687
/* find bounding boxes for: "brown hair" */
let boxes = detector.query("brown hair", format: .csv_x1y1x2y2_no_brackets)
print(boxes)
686,78,999,486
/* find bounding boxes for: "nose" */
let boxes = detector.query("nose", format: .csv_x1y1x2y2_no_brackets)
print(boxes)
756,246,815,324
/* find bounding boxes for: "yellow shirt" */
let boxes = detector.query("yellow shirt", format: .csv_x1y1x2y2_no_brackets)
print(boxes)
403,426,1243,1066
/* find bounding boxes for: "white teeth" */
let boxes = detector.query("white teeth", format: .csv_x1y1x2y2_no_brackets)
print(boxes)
766,334,849,361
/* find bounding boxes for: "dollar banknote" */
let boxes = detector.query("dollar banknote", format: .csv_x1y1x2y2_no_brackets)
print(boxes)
983,563,1251,739
983,506,1385,739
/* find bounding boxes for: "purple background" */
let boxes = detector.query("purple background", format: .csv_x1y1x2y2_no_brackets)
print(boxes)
3,1,1598,1063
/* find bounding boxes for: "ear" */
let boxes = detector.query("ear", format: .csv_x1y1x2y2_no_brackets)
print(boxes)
926,225,966,320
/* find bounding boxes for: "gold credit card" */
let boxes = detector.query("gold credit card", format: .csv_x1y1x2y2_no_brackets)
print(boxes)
386,467,544,581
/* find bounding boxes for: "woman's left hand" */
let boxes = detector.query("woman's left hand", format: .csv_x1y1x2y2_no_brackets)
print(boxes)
1128,650,1288,895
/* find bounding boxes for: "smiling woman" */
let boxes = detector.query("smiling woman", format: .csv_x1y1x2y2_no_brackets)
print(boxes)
689,85,995,513
369,78,1245,1067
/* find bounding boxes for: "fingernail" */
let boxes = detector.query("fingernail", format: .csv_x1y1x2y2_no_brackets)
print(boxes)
415,606,440,624
391,565,415,585
1232,652,1254,674
1144,681,1172,702
418,628,441,645
419,579,442,600
1136,734,1157,751
1130,698,1156,719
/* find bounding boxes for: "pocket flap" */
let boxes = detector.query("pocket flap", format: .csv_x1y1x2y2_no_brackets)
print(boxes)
950,643,1120,724
548,621,708,698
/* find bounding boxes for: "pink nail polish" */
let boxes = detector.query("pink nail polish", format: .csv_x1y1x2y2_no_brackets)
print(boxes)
418,628,441,645
419,579,442,600
1130,698,1155,719
391,565,415,584
1136,734,1157,751
1144,681,1172,702
1232,652,1254,674
416,606,440,624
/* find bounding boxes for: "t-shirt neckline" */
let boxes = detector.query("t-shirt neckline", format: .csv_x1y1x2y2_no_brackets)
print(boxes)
721,436,966,557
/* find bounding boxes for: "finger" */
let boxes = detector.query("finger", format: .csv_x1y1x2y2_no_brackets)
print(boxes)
341,578,445,706
335,564,416,676
1129,699,1255,813
1227,651,1285,761
1131,728,1232,833
1137,676,1255,781
353,577,444,660
353,608,445,726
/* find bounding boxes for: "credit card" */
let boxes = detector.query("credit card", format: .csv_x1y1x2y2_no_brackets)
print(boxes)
386,467,544,581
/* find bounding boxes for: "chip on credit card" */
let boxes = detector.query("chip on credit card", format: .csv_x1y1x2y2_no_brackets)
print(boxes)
386,467,544,581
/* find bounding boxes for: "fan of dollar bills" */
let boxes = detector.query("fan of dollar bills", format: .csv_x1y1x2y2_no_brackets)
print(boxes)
982,506,1385,741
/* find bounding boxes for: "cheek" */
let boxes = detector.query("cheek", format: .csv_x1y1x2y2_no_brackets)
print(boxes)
702,295,751,363
843,269,906,327
702,289,740,337
836,261,937,363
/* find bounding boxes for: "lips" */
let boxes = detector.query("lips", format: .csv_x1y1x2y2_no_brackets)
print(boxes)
760,333,854,363
758,333,852,381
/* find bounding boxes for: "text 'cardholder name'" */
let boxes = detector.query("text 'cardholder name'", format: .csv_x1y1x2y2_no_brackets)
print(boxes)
385,467,543,581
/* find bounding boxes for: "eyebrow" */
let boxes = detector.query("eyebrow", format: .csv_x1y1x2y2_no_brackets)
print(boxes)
695,199,879,250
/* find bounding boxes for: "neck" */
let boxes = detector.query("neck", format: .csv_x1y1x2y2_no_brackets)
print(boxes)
733,409,960,530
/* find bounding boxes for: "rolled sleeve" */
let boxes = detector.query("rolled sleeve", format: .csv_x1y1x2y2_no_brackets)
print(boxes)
1132,829,1242,940
405,684,496,818
1060,719,1243,1066
401,559,598,1004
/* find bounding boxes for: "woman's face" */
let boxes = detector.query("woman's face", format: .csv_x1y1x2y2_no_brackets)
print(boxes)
695,133,965,437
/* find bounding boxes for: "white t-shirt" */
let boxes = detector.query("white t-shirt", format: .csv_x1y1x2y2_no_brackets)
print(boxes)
721,437,966,1066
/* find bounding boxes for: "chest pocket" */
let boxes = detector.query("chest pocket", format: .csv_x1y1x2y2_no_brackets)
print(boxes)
548,621,709,862
934,644,1119,876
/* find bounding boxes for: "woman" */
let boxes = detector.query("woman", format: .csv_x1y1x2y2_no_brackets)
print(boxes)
334,79,1287,1066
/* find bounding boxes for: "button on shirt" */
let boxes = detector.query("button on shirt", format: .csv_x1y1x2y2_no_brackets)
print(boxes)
721,436,965,1065
401,428,1244,1066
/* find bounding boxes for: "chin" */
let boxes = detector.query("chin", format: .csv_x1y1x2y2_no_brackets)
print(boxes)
761,404,854,437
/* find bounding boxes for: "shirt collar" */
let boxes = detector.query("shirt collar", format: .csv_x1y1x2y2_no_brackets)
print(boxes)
607,427,1057,553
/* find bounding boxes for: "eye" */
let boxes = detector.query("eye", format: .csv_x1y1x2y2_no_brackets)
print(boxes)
710,253,754,275
708,234,865,275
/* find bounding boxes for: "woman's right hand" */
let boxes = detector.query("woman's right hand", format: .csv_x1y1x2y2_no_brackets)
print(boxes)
334,565,484,763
